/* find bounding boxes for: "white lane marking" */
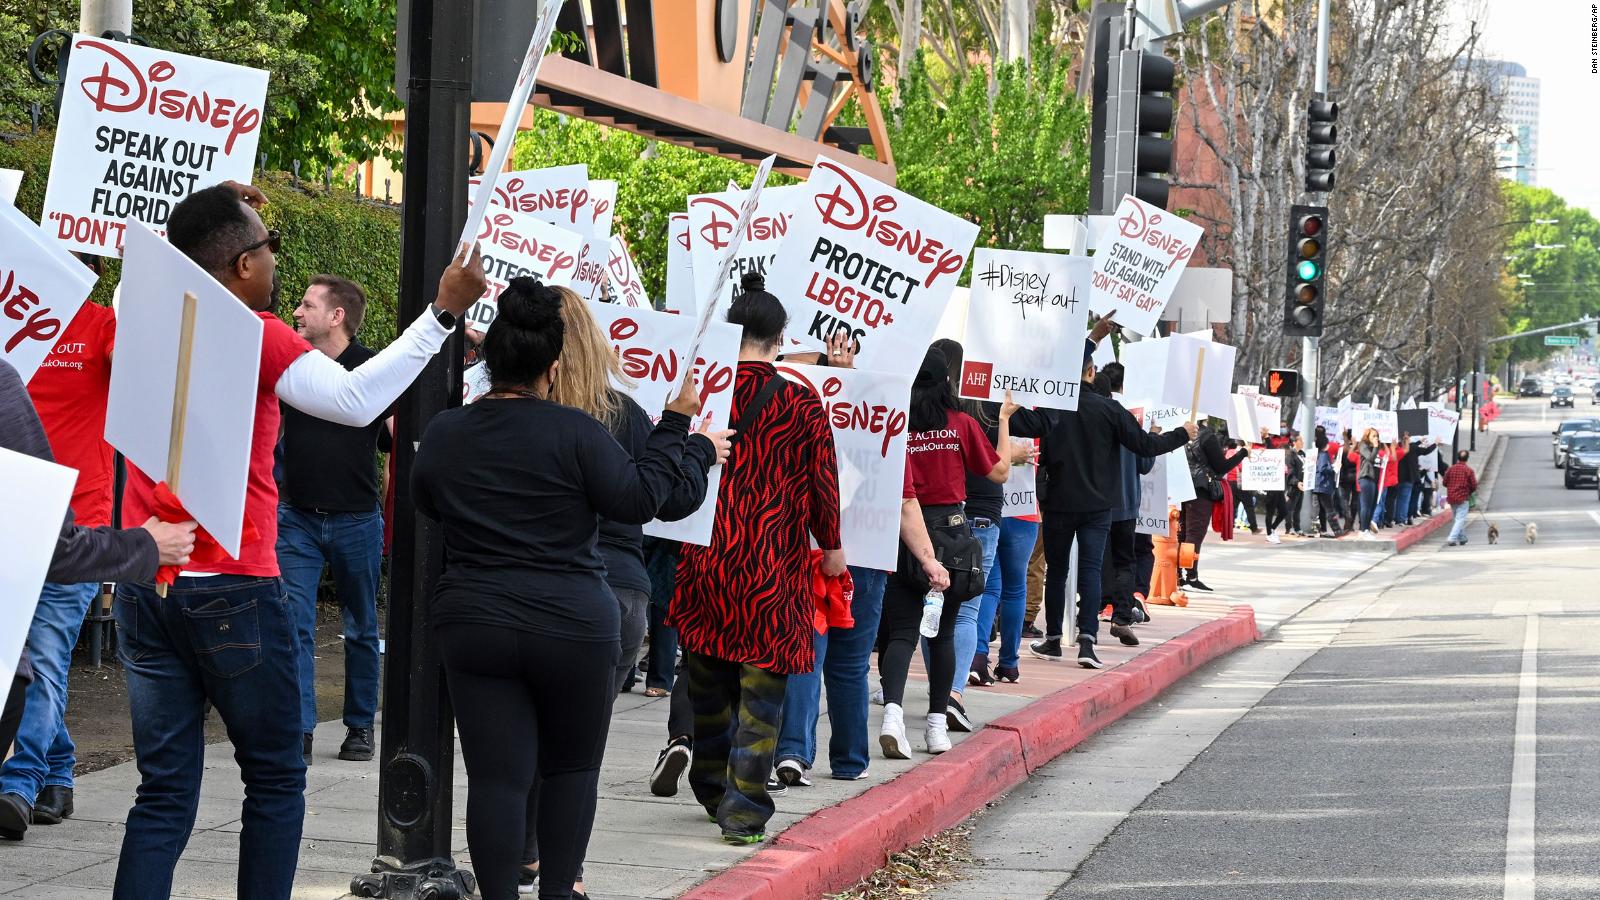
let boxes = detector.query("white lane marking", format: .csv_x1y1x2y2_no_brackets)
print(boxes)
1504,614,1539,900
1590,511,1600,529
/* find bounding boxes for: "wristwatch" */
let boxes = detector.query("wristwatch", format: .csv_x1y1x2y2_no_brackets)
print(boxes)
430,303,458,330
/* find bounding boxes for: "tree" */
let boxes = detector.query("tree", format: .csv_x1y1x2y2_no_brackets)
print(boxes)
1500,183,1600,363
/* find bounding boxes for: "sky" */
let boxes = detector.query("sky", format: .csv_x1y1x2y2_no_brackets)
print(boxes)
1466,0,1600,215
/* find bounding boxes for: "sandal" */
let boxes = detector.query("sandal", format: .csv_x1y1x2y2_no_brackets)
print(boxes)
644,687,669,698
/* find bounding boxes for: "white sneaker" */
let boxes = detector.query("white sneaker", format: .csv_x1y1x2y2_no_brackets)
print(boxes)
925,713,952,754
1266,531,1281,544
775,758,812,787
870,686,885,705
879,703,910,759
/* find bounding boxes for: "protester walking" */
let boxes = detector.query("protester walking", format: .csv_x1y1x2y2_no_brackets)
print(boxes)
412,278,724,900
1178,420,1243,592
668,273,844,845
276,275,390,765
1443,450,1479,546
111,181,485,900
1095,363,1153,645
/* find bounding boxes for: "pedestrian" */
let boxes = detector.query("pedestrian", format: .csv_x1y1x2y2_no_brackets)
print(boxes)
276,275,390,765
1351,427,1382,535
1443,450,1478,546
2,291,118,838
878,343,1010,754
1376,438,1404,528
412,277,725,900
1286,433,1306,535
1023,531,1047,639
1311,427,1340,536
1178,419,1244,591
1014,341,1195,667
0,360,197,841
1095,362,1153,646
1338,428,1359,535
668,273,845,845
1394,432,1421,526
111,181,486,900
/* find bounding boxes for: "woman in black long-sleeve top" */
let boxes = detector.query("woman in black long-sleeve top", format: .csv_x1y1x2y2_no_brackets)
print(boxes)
1179,423,1246,592
411,278,728,900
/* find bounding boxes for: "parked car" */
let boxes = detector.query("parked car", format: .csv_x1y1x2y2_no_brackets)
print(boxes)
1553,419,1600,467
1552,386,1576,408
1519,377,1544,397
1564,434,1600,489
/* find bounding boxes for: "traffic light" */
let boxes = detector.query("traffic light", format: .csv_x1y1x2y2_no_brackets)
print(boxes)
1131,50,1176,208
1265,369,1302,398
1305,97,1338,193
1088,9,1178,213
1285,204,1329,337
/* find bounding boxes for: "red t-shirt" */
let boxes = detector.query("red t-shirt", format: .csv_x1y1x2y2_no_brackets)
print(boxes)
902,409,999,505
28,303,118,527
123,313,310,576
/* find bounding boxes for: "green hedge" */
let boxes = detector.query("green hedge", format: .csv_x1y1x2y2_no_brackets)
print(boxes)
1,131,403,349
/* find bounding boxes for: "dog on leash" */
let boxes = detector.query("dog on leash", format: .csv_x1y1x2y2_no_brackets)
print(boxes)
1525,522,1539,544
1487,522,1500,544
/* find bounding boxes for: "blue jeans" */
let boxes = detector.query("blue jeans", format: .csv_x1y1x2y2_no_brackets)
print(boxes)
1042,509,1112,641
1392,482,1415,526
923,519,998,696
1,581,98,804
112,575,304,900
276,504,384,734
983,518,1040,669
774,566,886,778
643,540,681,692
1449,502,1470,542
1358,478,1378,530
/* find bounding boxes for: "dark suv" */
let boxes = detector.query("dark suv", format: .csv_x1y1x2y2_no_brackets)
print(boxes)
1552,386,1576,408
1564,434,1600,489
1520,377,1543,397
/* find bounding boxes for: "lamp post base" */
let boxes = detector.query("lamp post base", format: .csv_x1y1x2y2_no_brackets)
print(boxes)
351,857,477,900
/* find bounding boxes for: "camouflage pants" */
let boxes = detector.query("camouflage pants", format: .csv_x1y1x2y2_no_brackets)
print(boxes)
685,652,788,838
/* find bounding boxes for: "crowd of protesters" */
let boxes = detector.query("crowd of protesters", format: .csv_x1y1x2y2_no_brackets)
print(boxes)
0,184,1483,900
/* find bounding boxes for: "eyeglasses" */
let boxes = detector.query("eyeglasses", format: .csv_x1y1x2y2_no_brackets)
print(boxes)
228,229,282,269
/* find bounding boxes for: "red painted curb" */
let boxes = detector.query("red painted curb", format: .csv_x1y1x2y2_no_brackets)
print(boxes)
680,605,1258,900
1394,510,1452,553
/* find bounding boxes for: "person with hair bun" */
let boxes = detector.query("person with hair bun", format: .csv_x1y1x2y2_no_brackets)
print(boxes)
411,277,730,900
667,272,845,845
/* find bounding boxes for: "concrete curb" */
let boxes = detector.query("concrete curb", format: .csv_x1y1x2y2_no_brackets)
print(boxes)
679,605,1260,900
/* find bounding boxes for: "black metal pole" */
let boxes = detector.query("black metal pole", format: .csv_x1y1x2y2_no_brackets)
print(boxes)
350,0,474,898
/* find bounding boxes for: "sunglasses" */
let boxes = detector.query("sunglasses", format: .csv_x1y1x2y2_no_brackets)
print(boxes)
229,229,282,269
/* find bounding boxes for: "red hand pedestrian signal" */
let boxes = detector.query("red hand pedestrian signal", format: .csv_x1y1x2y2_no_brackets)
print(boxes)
1265,368,1301,398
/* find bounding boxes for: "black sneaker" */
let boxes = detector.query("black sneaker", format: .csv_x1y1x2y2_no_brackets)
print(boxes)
945,698,974,733
1077,637,1105,669
1109,624,1139,646
1022,625,1045,639
302,734,314,767
517,865,538,895
1186,577,1215,593
968,655,996,687
765,774,788,796
649,740,691,797
1029,638,1062,661
339,727,375,762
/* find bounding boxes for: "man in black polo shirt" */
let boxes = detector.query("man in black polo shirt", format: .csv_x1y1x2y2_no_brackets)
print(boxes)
276,275,390,764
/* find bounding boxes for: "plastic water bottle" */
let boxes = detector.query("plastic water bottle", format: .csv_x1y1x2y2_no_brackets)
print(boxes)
918,590,945,638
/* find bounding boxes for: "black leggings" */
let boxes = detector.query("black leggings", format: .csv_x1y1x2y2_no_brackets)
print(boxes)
439,624,619,900
1,674,26,760
879,572,963,715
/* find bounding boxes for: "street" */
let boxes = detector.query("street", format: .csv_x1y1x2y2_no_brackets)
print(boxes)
942,396,1600,899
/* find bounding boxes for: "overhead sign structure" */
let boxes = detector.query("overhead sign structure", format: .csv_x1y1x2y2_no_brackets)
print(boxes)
958,248,1093,410
776,362,912,572
464,207,584,332
586,301,742,547
42,38,269,257
0,447,77,687
767,156,978,368
1544,335,1579,347
0,200,97,382
106,221,263,557
1088,194,1203,334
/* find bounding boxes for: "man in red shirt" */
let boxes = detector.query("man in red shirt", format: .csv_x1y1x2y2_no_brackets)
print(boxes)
2,295,118,835
1443,450,1478,546
109,182,485,900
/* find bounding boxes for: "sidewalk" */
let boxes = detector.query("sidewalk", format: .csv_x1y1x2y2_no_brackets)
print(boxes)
1,596,1264,899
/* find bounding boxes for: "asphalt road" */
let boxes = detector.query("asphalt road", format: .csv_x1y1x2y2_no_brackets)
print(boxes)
946,397,1600,899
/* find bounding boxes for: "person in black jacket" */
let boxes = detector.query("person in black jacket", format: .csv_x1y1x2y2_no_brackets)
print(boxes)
411,278,729,900
1008,342,1195,668
1179,422,1246,591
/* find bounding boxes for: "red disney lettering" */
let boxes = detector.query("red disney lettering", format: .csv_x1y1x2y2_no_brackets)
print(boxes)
695,357,734,400
810,160,965,288
1114,201,1193,268
76,39,262,155
494,177,590,225
0,269,62,354
480,212,578,277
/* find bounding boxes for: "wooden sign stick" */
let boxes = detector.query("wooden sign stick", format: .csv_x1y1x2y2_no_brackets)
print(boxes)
156,291,198,599
1188,348,1207,425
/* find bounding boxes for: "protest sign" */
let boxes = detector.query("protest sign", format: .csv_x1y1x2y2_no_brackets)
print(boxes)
607,235,649,309
1337,396,1371,436
464,207,584,332
42,38,269,257
690,155,776,353
776,363,912,571
1397,408,1430,441
458,0,566,250
1352,408,1398,443
664,213,694,315
469,165,592,229
1002,438,1039,518
1088,195,1204,334
1254,394,1283,437
1240,448,1286,492
687,184,801,315
0,169,20,206
586,302,741,546
1092,336,1117,367
1,200,97,382
766,155,978,368
573,180,619,301
1316,405,1340,434
1427,406,1460,444
0,447,77,686
1142,404,1197,504
1136,453,1171,537
1119,332,1236,420
1228,393,1261,442
958,248,1092,410
106,221,262,557
933,286,970,342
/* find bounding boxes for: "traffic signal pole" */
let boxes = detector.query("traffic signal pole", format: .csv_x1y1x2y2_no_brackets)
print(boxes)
1299,0,1331,533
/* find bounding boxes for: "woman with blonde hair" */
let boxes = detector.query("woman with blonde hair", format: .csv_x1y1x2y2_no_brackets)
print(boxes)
1349,426,1382,534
